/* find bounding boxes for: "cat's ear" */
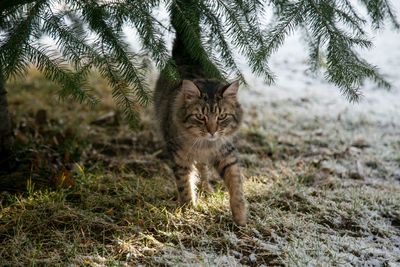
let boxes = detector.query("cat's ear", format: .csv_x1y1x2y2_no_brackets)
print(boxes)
182,80,201,101
222,80,239,100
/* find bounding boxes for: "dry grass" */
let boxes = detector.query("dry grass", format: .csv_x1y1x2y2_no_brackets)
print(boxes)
1,70,399,266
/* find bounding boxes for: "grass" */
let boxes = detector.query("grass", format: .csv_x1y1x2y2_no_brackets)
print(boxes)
1,69,400,266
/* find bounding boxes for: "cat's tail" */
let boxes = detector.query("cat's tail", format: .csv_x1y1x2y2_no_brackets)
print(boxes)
169,1,220,79
170,0,202,68
171,32,192,66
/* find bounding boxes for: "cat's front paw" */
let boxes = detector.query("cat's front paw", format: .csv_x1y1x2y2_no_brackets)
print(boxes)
231,200,247,226
233,210,247,226
199,181,214,195
178,195,196,207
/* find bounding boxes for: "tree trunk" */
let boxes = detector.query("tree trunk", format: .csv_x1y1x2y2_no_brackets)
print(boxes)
0,70,14,171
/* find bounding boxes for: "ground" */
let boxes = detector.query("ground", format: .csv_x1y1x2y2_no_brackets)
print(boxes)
1,11,400,267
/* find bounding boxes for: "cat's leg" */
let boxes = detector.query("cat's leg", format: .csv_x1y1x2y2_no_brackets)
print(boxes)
172,151,197,206
214,146,247,226
196,162,214,194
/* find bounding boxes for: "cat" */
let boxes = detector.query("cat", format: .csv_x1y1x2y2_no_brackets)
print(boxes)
153,29,247,226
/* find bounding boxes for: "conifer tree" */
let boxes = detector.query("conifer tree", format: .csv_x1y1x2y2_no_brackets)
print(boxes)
0,0,398,167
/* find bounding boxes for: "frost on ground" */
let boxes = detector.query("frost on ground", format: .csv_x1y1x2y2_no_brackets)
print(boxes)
233,14,400,266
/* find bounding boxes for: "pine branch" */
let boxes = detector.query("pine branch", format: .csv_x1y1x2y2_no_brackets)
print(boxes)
104,1,170,69
341,0,366,24
112,81,140,126
200,2,243,80
359,0,399,29
361,0,386,28
258,1,305,61
0,0,36,13
41,13,95,70
333,3,366,35
305,29,322,73
99,60,140,126
304,0,390,101
382,0,400,28
326,35,390,101
26,43,98,105
77,0,150,120
0,1,45,78
208,0,275,83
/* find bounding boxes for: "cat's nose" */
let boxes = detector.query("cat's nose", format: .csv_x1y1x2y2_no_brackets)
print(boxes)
207,123,217,135
207,132,218,141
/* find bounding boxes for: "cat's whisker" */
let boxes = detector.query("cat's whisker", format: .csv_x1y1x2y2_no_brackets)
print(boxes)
162,133,191,144
189,137,201,152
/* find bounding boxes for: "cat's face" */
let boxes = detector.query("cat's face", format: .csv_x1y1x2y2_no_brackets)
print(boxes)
177,79,243,142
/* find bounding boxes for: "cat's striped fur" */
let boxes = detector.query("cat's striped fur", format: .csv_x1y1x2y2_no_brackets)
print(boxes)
153,40,246,226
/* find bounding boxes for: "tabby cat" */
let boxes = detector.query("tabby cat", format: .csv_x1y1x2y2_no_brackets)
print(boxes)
153,32,246,226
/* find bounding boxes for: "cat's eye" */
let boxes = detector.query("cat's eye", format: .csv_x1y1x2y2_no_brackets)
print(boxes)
195,114,205,120
218,114,228,120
